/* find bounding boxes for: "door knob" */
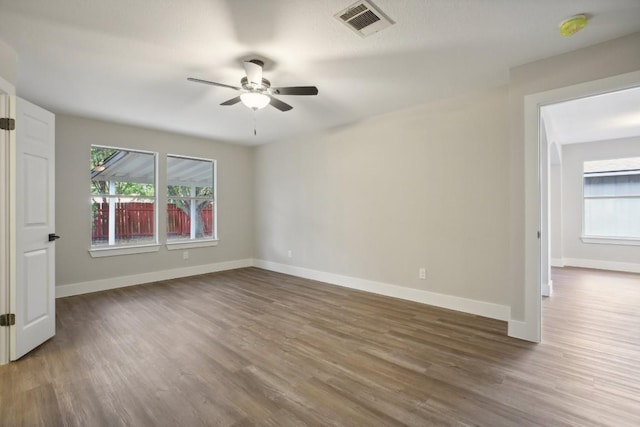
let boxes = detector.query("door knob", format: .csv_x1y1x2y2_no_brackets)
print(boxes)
48,233,61,242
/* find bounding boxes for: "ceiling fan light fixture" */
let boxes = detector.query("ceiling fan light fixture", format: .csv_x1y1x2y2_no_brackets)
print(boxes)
240,92,270,110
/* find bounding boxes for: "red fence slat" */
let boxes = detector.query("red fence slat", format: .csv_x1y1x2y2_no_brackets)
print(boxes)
92,202,213,241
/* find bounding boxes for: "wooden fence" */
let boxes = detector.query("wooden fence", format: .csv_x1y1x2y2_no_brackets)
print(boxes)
92,202,213,241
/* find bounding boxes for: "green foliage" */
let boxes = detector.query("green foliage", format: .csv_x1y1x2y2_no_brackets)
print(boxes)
90,147,115,169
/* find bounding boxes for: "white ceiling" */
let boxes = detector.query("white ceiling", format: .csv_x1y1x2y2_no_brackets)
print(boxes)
1,0,640,145
542,86,640,146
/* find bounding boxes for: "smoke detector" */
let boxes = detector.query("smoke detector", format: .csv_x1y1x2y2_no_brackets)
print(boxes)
559,14,588,37
335,0,394,37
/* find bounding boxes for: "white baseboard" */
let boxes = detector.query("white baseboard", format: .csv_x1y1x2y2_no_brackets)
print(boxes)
253,260,511,321
56,259,254,298
562,258,640,274
541,279,553,297
551,258,565,267
57,258,513,322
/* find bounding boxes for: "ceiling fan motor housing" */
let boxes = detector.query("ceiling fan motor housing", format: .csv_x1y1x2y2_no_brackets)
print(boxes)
241,76,271,92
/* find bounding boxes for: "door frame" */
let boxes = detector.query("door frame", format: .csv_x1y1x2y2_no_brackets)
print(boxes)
0,76,15,365
521,70,640,343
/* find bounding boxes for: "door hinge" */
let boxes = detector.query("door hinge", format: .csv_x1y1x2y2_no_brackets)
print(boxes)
0,313,15,326
0,118,16,131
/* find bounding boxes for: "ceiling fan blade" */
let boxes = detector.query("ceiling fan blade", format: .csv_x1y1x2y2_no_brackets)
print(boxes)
220,96,242,106
243,60,263,86
272,86,319,96
268,96,293,112
187,77,241,91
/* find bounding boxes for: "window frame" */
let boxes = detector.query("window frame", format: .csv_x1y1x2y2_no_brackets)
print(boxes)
165,154,218,250
581,160,640,246
89,145,160,258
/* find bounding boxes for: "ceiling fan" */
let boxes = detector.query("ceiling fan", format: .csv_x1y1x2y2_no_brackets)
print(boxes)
188,59,318,112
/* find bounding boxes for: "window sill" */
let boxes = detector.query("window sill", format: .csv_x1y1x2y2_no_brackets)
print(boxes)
89,244,160,258
581,236,640,246
166,239,219,250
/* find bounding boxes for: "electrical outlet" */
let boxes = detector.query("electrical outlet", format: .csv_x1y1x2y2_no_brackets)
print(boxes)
183,251,189,260
419,268,426,280
287,250,293,258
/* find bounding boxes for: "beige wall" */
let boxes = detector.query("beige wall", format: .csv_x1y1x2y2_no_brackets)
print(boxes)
550,163,562,262
55,114,254,286
561,138,640,266
508,31,640,320
0,39,16,88
255,87,511,306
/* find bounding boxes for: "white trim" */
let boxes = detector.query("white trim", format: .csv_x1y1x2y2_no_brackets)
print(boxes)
507,319,532,342
580,236,640,246
551,258,565,267
562,258,640,274
167,153,215,163
254,260,511,321
212,158,218,241
166,239,219,250
0,94,11,365
89,244,160,258
56,258,253,298
92,144,158,156
541,279,552,297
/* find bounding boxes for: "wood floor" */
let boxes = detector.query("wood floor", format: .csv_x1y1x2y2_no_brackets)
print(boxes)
1,267,639,426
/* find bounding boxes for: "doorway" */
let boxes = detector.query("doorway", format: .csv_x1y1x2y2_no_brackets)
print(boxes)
523,70,640,343
541,87,640,276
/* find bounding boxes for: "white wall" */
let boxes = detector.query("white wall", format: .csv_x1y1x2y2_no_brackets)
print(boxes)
560,137,640,272
255,87,511,317
55,115,255,292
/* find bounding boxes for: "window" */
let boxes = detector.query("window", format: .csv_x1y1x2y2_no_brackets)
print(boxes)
583,157,640,241
166,155,216,244
90,146,157,250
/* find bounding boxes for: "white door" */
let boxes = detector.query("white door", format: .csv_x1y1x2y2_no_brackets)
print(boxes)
10,96,56,360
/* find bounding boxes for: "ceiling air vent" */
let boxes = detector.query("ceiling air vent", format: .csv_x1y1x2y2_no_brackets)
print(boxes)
335,0,394,37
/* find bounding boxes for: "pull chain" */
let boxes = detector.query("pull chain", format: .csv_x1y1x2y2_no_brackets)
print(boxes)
253,109,257,136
